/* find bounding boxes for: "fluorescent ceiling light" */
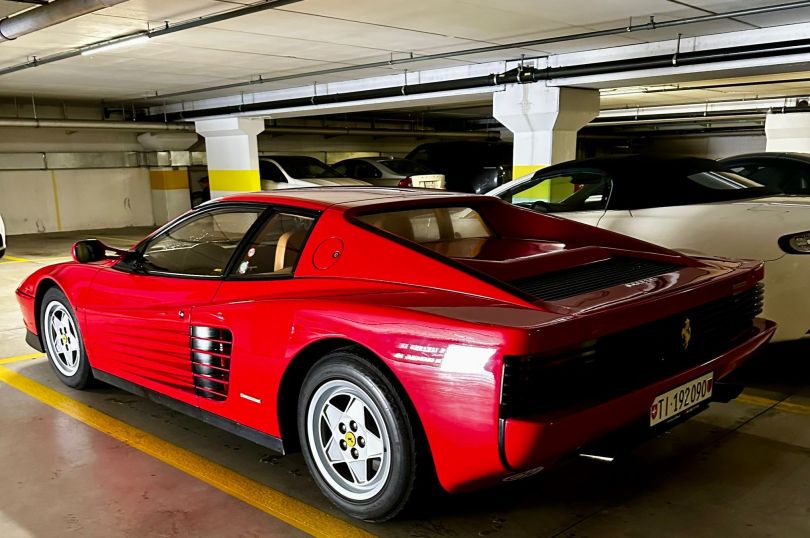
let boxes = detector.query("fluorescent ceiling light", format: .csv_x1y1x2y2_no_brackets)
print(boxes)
81,35,150,56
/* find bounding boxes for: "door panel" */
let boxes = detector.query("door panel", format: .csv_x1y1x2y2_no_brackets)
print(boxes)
192,288,294,434
83,268,222,405
600,204,784,261
194,211,317,432
560,209,609,228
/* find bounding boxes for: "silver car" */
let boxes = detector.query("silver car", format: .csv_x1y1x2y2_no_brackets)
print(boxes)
259,156,369,190
333,157,446,189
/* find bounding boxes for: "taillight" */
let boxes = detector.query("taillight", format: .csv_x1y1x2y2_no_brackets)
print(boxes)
398,177,413,187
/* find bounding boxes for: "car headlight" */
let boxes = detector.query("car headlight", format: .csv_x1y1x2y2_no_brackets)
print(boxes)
779,231,810,254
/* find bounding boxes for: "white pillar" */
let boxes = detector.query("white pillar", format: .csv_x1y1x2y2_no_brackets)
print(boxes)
138,132,197,225
195,117,264,198
493,85,599,179
149,168,191,225
765,112,810,152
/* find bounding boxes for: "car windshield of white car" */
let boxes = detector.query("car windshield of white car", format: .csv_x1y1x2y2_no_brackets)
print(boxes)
272,156,344,179
502,171,610,213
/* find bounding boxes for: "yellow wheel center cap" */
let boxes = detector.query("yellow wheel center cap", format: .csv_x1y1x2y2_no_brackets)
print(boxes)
345,432,356,448
61,335,68,345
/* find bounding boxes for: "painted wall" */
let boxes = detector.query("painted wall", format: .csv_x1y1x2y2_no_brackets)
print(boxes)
0,168,153,235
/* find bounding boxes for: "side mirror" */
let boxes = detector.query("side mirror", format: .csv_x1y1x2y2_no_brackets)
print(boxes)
71,239,129,263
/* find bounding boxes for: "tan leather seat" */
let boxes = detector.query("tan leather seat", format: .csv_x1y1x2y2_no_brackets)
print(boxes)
274,229,307,272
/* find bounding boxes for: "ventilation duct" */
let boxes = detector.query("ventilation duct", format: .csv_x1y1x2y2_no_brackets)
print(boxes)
0,0,128,42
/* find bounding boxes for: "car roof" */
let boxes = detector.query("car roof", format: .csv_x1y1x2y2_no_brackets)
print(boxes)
538,154,724,177
719,152,810,163
213,187,479,210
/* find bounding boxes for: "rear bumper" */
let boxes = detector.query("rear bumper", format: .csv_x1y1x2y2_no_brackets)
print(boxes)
500,318,776,473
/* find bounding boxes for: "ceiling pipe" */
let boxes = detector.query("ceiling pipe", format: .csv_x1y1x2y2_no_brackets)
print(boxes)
145,36,810,121
0,0,128,42
262,125,498,139
147,0,810,102
587,113,767,127
0,118,193,131
0,0,301,74
0,117,495,139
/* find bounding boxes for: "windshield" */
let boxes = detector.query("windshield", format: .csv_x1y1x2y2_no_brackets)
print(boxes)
270,156,344,179
381,159,434,175
500,171,610,213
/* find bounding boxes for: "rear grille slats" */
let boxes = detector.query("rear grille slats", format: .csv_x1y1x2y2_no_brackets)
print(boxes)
190,326,233,401
501,283,763,417
511,257,682,301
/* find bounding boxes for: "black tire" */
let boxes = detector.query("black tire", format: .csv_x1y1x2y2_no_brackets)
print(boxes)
39,287,94,389
297,351,422,521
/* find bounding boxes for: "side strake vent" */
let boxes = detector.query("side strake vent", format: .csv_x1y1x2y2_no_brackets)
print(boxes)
510,256,682,301
190,326,232,401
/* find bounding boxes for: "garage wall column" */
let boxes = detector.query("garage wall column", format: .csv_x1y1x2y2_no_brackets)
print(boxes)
195,117,264,198
493,85,599,179
765,112,810,152
149,168,190,225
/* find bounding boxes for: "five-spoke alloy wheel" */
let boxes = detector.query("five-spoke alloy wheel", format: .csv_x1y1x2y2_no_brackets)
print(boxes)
40,287,93,389
298,351,423,521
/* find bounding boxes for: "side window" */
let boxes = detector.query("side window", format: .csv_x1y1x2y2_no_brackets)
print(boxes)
260,160,285,182
502,172,611,213
354,162,382,180
409,148,429,164
234,212,316,276
745,164,792,192
333,161,352,177
143,210,261,276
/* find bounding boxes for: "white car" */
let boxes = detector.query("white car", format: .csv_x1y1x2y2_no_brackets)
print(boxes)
0,213,5,259
332,157,446,189
259,156,369,190
488,155,810,341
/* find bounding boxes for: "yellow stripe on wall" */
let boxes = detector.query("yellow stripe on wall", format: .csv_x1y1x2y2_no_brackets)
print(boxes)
209,169,261,192
150,169,190,190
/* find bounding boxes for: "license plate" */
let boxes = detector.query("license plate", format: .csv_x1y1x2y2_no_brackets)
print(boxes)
650,372,713,426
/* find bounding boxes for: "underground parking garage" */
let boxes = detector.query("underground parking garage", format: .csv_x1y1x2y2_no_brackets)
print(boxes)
1,0,810,536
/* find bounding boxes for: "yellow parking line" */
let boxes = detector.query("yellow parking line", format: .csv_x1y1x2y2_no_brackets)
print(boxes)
736,393,810,417
0,255,30,263
0,362,374,538
0,353,43,365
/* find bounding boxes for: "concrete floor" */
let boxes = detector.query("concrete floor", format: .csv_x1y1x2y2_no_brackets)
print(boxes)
1,229,809,537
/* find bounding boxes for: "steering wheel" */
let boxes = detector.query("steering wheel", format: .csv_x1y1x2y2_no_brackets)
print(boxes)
530,200,551,213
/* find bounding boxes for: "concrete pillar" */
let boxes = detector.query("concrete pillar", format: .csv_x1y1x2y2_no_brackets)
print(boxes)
150,168,191,225
138,132,198,225
493,85,600,179
765,112,810,152
195,117,264,198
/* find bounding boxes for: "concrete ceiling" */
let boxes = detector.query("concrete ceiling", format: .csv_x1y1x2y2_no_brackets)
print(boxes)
1,0,810,106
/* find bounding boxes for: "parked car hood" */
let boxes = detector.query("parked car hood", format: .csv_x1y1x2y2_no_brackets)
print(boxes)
733,194,810,207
